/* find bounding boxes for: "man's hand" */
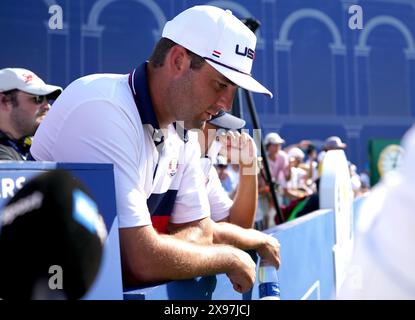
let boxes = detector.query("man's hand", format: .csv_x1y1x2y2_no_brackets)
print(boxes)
212,222,281,287
217,131,258,175
256,234,281,269
225,247,257,293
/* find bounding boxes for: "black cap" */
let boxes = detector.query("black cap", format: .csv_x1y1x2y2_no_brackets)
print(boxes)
207,110,246,130
0,170,106,300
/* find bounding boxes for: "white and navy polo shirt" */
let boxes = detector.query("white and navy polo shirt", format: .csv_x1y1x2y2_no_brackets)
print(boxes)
31,62,210,233
199,157,233,222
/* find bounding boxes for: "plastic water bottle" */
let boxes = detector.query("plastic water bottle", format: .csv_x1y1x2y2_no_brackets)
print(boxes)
258,260,280,300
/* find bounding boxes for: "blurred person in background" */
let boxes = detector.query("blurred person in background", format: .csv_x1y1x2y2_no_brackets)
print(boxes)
303,144,318,186
265,132,291,183
359,168,371,194
215,155,235,195
317,135,347,177
339,124,415,299
260,132,290,228
282,147,313,203
349,163,363,198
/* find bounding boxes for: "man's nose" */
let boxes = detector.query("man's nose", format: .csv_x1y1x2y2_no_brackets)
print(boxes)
215,87,236,112
40,102,51,112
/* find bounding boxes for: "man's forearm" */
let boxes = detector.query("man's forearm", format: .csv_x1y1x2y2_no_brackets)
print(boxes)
167,217,214,245
229,162,258,228
120,225,251,286
212,222,281,269
212,221,265,250
151,233,238,280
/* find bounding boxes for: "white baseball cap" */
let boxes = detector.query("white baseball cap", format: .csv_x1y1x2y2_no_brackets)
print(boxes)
264,132,285,145
323,136,347,150
288,147,305,160
162,5,273,98
0,68,62,100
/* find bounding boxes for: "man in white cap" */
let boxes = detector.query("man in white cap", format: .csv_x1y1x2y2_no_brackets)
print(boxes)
31,5,273,293
0,68,62,160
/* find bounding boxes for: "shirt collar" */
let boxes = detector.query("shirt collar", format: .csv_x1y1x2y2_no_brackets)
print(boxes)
173,122,189,144
129,62,160,129
0,130,31,159
128,62,188,145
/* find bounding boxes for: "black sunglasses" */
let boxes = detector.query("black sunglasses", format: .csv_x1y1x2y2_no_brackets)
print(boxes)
29,95,48,105
3,90,48,105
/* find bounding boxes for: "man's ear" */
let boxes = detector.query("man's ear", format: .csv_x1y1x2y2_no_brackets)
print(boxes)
167,45,191,76
0,93,14,112
0,93,9,108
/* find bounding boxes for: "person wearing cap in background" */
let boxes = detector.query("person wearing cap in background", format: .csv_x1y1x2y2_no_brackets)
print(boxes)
0,68,62,160
318,136,364,199
317,135,348,177
323,135,347,151
260,132,290,228
214,154,234,193
191,111,280,268
281,147,313,203
30,5,273,293
264,132,291,183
